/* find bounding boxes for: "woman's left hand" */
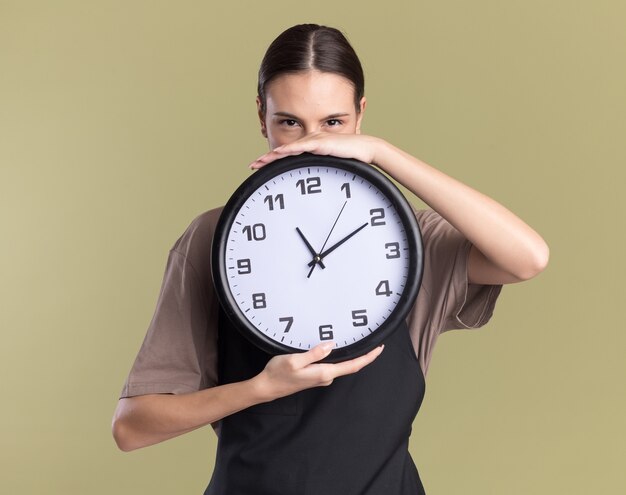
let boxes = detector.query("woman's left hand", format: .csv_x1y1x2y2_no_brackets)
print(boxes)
249,133,382,169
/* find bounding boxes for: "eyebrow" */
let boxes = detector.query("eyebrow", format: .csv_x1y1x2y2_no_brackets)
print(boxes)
272,112,351,120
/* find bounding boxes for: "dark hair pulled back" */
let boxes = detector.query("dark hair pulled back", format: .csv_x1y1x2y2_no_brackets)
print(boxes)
257,24,365,114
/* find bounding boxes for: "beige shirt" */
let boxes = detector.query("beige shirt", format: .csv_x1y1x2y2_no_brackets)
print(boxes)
120,207,502,399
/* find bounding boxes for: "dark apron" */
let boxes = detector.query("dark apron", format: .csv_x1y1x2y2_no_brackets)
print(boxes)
204,308,426,495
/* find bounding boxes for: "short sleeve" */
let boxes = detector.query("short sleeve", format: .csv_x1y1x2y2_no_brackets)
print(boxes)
406,208,503,375
119,209,222,398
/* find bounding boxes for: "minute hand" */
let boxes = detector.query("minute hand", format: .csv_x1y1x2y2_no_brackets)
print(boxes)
307,222,368,267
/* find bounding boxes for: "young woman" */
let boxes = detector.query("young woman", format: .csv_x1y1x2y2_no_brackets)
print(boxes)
113,24,549,494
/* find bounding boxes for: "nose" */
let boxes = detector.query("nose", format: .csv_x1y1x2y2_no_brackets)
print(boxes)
303,126,323,137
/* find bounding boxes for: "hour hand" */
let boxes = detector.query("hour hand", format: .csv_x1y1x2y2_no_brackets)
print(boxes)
296,227,325,269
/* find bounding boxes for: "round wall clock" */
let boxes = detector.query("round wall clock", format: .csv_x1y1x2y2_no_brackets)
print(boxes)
212,153,423,363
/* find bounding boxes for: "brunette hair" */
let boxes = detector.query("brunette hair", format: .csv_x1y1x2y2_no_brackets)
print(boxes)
257,24,365,114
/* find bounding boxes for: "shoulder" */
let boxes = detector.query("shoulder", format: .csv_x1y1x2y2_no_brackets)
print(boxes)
411,206,462,243
170,206,224,253
171,206,224,251
408,205,471,297
168,206,225,281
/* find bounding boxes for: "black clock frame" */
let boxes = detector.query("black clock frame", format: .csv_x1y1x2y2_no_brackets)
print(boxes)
211,153,424,363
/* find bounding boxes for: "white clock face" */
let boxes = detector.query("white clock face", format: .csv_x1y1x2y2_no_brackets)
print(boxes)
222,163,414,352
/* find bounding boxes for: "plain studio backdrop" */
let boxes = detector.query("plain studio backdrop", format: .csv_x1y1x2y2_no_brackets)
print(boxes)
1,1,623,494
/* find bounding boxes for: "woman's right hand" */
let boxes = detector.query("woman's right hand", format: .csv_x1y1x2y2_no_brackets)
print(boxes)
112,343,383,452
253,342,384,402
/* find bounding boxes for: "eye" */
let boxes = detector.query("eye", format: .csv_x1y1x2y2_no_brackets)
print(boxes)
325,119,343,127
279,119,300,128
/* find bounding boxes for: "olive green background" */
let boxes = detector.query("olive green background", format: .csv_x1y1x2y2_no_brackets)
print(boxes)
1,1,623,493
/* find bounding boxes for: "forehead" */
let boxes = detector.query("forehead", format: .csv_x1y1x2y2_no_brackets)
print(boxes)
265,70,356,116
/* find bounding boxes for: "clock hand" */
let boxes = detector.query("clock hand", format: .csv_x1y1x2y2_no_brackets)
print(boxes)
296,227,325,269
307,222,369,267
319,200,348,254
307,200,349,277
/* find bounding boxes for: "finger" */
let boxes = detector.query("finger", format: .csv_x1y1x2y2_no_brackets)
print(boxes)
290,341,335,368
248,152,283,170
249,146,305,169
325,345,385,379
249,137,330,169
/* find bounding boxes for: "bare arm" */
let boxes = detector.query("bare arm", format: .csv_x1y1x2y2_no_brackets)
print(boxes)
370,140,549,284
112,378,265,452
112,342,384,451
250,134,549,285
